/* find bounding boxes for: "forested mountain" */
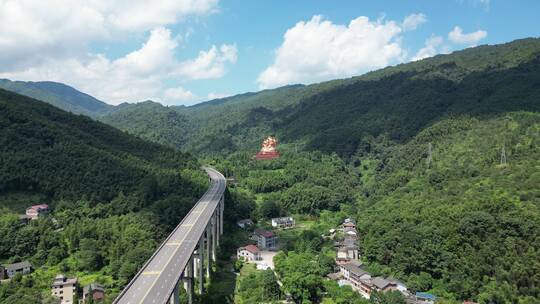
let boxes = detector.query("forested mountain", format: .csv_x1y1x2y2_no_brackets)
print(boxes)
100,38,540,156
355,112,540,302
1,37,539,303
5,38,538,157
0,79,113,117
211,111,539,303
100,101,192,148
198,38,540,303
0,89,207,303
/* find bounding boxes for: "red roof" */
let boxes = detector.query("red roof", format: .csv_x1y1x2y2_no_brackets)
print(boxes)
244,245,260,254
255,229,274,238
28,204,49,210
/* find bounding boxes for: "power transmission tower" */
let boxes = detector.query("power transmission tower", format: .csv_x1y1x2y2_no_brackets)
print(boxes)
500,145,507,166
426,142,433,168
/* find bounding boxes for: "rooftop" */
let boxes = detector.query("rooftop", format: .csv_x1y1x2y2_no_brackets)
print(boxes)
341,262,369,277
27,204,49,210
416,292,437,300
255,229,275,238
272,217,294,223
342,236,358,248
53,274,77,286
83,283,105,294
243,244,260,254
327,272,342,280
343,218,356,224
372,277,393,289
3,261,32,271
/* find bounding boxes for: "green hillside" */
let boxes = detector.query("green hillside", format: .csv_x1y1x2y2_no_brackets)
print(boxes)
101,38,540,156
0,79,113,117
100,101,192,149
3,37,538,303
208,111,539,303
191,38,540,303
0,89,207,303
355,112,540,302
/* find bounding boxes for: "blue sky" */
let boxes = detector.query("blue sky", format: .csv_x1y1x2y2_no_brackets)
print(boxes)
0,0,539,105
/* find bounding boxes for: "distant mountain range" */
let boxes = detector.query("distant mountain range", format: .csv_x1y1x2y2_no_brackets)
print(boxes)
107,37,540,155
0,79,113,117
1,37,540,156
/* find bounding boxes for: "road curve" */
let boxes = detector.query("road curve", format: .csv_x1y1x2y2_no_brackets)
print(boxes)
114,167,226,304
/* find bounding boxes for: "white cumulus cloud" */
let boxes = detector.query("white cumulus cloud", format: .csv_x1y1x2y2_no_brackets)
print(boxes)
448,26,487,45
412,36,445,61
177,44,237,79
0,27,236,105
257,15,406,89
163,87,198,105
161,90,231,105
402,13,427,31
0,0,219,71
0,0,239,106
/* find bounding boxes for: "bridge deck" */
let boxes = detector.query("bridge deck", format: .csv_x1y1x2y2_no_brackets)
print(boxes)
114,167,226,304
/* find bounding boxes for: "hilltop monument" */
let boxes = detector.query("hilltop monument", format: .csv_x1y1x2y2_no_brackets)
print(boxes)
255,136,280,160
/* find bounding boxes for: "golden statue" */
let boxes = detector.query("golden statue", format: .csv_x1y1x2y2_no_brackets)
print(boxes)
256,136,280,159
261,136,278,152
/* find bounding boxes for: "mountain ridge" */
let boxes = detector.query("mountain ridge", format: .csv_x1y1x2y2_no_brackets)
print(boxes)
2,37,540,157
0,79,114,117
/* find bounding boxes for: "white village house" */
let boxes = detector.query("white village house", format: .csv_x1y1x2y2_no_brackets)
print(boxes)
237,245,261,261
271,217,295,229
2,261,32,278
51,274,78,304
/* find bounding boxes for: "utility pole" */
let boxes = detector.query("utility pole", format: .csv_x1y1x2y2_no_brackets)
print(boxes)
426,142,433,168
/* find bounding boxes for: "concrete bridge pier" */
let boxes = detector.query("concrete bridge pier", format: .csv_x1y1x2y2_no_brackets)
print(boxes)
210,213,217,262
182,255,194,304
205,225,211,278
197,236,205,293
219,196,224,236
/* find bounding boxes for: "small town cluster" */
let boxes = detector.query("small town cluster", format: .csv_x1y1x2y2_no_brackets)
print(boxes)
0,204,105,304
235,216,464,304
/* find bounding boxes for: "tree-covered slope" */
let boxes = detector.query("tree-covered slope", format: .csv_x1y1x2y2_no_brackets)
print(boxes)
100,37,540,156
212,111,540,303
0,79,113,117
0,89,208,302
192,37,540,155
100,101,192,149
355,112,540,302
193,38,540,303
0,89,204,203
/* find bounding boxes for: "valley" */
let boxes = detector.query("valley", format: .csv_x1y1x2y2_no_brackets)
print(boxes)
0,34,539,304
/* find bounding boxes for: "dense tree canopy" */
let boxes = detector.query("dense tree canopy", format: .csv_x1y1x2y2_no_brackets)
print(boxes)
0,91,207,303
